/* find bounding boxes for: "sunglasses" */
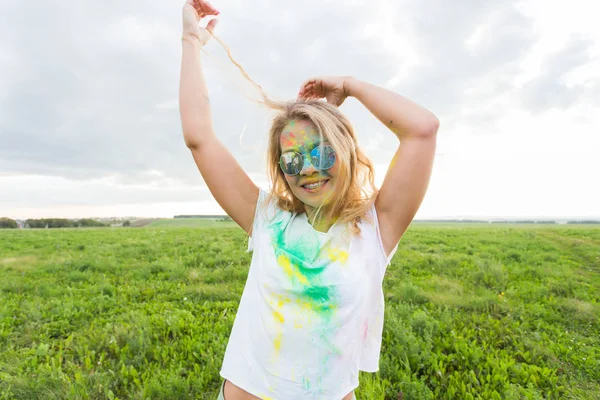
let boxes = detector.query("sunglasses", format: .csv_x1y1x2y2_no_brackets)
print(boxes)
279,144,336,176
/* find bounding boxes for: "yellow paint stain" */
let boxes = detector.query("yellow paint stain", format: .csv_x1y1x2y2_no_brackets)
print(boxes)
272,293,291,308
273,310,285,323
296,298,315,313
277,254,309,285
273,334,282,353
327,247,349,264
294,321,303,329
261,397,274,400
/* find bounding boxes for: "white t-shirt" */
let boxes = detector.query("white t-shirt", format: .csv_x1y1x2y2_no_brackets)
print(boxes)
220,189,398,400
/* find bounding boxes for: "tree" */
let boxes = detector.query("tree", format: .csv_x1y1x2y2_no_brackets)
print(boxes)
123,220,131,227
0,218,17,229
26,219,44,228
77,219,106,227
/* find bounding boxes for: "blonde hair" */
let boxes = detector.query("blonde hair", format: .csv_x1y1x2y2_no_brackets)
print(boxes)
263,100,377,235
206,32,378,234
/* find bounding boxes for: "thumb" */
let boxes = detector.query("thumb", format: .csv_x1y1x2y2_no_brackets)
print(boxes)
206,18,219,34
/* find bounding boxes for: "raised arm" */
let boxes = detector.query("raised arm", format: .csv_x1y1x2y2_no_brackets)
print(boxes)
297,76,439,256
345,78,439,256
179,0,258,234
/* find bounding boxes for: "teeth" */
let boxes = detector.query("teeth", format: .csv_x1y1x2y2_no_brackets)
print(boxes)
303,180,326,190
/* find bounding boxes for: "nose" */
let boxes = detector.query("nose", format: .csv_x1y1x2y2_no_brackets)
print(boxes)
299,154,317,175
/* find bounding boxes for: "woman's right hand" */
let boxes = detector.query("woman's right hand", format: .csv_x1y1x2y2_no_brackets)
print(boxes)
182,0,220,44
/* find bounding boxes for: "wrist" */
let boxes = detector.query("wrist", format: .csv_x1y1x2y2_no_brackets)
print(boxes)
343,77,359,98
181,33,202,45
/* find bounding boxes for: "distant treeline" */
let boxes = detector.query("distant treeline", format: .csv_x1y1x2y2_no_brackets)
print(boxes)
0,218,108,229
28,218,108,228
0,218,18,228
174,215,232,220
2,217,598,229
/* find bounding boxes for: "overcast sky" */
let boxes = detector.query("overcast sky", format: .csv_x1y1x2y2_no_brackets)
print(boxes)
1,0,599,220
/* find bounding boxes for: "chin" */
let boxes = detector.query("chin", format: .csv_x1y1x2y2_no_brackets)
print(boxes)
293,187,335,208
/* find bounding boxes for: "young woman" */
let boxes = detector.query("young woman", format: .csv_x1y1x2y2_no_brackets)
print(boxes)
180,1,439,399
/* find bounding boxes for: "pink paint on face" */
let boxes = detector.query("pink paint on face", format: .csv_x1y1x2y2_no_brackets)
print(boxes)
279,120,338,209
280,131,297,148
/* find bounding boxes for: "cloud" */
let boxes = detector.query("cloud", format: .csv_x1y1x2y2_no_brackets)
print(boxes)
520,35,599,113
0,174,211,207
385,1,537,129
0,0,434,184
0,0,598,217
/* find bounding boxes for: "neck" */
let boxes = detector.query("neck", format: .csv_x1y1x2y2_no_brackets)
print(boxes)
305,205,337,233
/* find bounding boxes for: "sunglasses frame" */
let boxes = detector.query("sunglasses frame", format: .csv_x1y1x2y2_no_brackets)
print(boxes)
279,144,336,176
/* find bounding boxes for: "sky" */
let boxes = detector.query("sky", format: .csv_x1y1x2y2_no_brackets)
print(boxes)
1,0,599,220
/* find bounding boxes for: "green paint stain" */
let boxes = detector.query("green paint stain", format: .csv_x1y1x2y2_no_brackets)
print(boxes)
267,211,342,392
302,376,311,391
270,219,335,318
303,286,331,311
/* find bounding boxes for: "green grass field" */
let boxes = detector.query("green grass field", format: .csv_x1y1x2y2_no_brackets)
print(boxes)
145,219,234,229
1,225,599,399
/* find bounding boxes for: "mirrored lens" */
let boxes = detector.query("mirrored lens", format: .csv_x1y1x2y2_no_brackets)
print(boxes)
311,145,336,170
280,152,303,175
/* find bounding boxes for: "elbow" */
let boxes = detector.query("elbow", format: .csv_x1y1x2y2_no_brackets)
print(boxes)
185,139,200,151
181,128,201,150
181,128,198,150
421,116,440,137
181,122,214,150
182,128,214,151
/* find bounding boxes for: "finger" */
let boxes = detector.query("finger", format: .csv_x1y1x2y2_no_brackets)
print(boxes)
195,0,220,15
300,90,321,101
193,8,212,19
298,87,314,100
298,79,317,98
313,79,323,96
298,78,315,92
206,18,219,33
299,84,312,95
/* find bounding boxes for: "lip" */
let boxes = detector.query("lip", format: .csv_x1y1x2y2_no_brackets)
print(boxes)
300,179,329,193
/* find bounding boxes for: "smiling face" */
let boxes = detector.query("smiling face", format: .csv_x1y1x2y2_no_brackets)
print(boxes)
279,119,339,209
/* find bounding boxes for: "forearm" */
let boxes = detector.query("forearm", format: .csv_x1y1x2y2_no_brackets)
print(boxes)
179,36,214,149
345,78,439,141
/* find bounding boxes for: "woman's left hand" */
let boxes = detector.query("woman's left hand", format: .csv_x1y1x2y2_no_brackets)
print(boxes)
297,76,354,107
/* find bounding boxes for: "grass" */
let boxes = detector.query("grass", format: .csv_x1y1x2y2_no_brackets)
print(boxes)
145,219,235,228
0,224,598,399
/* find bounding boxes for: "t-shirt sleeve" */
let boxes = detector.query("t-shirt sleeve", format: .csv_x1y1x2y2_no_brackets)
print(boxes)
371,202,399,266
247,188,275,252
